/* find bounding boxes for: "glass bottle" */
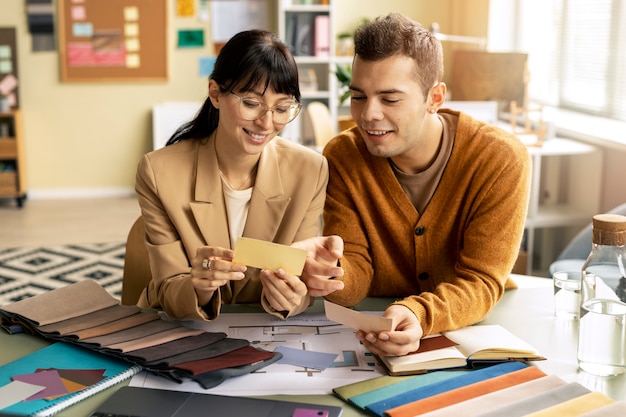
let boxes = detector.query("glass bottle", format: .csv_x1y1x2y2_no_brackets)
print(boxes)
577,213,626,376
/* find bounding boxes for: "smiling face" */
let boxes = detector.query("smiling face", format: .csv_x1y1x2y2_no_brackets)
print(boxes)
349,54,446,173
209,79,296,156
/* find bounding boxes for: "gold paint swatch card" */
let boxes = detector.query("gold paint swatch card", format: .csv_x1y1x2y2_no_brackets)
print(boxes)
233,237,308,275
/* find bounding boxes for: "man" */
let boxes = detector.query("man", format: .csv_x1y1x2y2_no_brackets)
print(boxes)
300,14,531,357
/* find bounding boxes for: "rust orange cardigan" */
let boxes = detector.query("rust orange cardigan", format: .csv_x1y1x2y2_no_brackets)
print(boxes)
322,110,531,335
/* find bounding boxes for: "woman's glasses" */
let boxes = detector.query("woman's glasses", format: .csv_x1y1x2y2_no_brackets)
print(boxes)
229,91,302,124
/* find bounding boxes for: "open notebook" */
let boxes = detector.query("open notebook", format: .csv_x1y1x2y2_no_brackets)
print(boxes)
379,324,545,375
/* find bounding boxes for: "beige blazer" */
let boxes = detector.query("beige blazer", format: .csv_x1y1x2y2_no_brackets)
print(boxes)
135,133,328,321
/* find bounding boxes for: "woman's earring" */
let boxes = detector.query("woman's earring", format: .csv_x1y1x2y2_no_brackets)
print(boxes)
428,108,437,114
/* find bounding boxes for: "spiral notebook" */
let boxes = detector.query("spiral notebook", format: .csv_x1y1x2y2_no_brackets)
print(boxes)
0,342,141,417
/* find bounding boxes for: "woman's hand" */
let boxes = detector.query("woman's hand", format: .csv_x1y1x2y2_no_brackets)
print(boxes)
191,246,247,306
260,268,308,312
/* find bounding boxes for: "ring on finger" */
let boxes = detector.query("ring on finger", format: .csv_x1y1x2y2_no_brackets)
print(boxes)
201,258,214,270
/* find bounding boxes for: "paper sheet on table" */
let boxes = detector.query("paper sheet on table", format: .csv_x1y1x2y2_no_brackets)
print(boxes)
233,237,307,275
129,310,387,396
324,300,393,333
275,346,338,370
0,380,46,409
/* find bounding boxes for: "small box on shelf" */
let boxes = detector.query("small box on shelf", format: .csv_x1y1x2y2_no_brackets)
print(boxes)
0,138,17,158
0,169,17,195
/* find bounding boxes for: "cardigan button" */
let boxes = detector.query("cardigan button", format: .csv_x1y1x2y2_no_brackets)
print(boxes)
414,226,425,236
418,272,429,280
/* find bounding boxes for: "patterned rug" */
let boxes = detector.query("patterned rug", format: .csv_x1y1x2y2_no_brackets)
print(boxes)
0,242,125,306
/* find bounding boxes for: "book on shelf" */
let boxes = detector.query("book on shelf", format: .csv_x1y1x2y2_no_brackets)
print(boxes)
314,14,330,57
378,324,545,376
294,13,314,56
286,12,329,57
0,342,141,417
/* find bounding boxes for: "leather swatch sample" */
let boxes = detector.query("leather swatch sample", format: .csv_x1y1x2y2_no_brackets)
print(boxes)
104,327,205,353
36,304,142,336
0,280,118,325
174,345,274,376
149,337,250,368
123,331,228,363
80,320,182,347
70,311,161,340
192,352,283,389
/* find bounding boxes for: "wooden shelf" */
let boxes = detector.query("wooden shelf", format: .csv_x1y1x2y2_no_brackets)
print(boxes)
0,109,27,207
278,0,338,145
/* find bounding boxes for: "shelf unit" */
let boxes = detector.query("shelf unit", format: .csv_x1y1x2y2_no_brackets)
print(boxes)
277,0,346,145
0,109,27,207
523,137,602,275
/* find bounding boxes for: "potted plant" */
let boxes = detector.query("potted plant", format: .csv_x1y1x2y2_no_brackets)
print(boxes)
334,64,352,105
334,64,356,131
336,32,354,56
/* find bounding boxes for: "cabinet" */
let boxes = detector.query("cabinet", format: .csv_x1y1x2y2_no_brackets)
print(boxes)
277,0,344,145
523,138,602,275
0,110,27,207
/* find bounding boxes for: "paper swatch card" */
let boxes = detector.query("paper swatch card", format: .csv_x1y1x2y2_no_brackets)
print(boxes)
233,237,307,275
324,300,393,333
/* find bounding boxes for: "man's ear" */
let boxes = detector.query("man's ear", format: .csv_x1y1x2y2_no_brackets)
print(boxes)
208,79,220,108
429,82,447,109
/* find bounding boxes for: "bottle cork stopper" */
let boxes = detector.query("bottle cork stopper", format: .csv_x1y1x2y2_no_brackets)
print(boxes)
592,213,626,246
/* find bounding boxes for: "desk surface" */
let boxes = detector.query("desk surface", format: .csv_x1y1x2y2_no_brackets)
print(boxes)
1,275,625,416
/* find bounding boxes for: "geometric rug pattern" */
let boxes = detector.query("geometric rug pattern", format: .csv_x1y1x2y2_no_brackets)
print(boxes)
0,242,125,306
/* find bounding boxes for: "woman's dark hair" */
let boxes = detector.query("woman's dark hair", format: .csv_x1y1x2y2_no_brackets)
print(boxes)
166,30,301,145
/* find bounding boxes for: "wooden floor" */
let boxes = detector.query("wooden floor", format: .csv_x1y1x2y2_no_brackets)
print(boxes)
0,196,141,249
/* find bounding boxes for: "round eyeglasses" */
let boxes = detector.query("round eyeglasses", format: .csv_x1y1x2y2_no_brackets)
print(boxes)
229,91,302,124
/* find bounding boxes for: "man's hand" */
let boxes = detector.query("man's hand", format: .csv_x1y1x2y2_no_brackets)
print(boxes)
292,236,345,297
356,304,423,356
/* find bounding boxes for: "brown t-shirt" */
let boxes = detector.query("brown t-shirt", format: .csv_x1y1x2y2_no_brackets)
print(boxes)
390,113,457,214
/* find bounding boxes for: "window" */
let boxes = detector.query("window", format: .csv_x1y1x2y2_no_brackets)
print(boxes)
490,0,626,122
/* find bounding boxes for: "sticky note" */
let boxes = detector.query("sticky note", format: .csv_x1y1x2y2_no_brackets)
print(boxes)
233,237,307,275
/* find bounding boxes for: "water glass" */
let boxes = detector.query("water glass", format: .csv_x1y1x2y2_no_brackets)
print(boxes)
552,271,581,320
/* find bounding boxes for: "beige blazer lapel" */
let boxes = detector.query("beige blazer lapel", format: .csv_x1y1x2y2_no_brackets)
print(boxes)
189,134,231,250
243,140,291,241
233,141,291,300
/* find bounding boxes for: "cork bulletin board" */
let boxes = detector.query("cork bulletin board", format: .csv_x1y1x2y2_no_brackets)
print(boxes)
57,0,167,82
451,51,528,111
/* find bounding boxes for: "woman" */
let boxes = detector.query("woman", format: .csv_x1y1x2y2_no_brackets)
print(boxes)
135,30,328,321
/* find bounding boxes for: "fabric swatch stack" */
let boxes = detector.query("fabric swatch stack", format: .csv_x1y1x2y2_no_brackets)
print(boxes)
333,361,626,417
0,280,280,388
